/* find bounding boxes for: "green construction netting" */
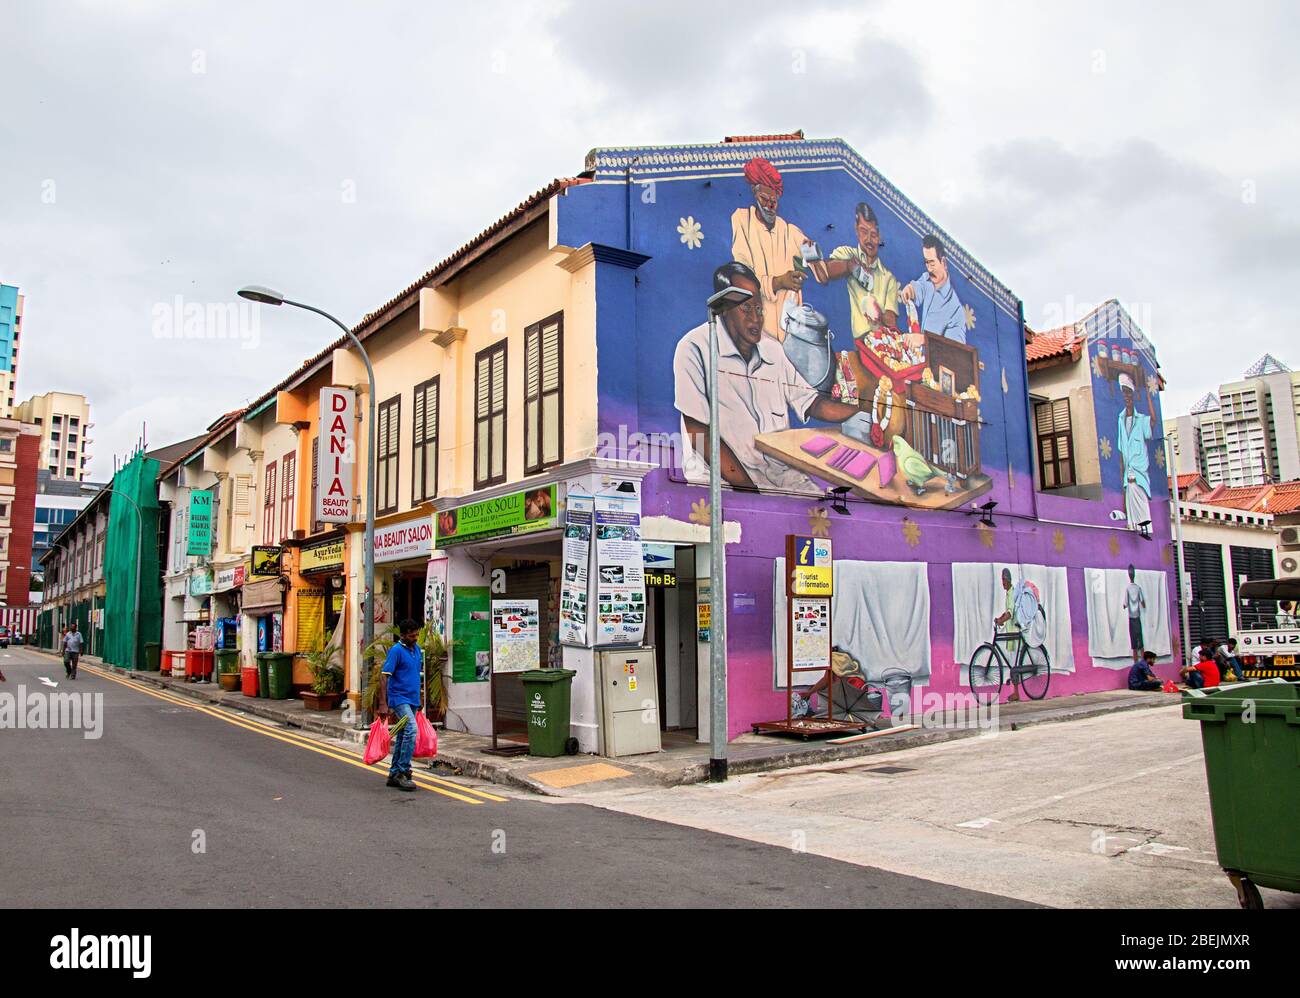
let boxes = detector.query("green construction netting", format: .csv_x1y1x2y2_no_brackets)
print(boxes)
102,452,162,669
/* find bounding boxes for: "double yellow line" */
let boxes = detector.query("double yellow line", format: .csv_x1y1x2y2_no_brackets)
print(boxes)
83,664,506,805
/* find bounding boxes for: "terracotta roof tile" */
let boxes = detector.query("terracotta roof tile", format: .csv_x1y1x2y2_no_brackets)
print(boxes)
1026,325,1081,364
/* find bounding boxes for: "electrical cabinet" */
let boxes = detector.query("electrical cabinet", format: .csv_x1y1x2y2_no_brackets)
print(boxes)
597,647,661,757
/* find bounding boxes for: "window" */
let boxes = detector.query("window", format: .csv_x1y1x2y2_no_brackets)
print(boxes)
280,451,296,540
376,395,401,514
524,313,563,474
70,417,78,426
0,503,7,517
1035,398,1075,490
474,341,507,489
263,460,277,543
232,473,252,516
310,436,323,533
412,377,439,503
0,438,12,452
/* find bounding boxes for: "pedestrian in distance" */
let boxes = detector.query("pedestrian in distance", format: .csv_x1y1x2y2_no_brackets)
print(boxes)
1128,650,1162,691
63,621,84,680
375,618,424,792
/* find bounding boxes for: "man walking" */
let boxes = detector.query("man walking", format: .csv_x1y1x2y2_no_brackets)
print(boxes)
375,618,423,792
63,621,84,679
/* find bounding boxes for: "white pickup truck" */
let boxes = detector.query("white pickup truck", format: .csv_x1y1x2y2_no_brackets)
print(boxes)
1236,578,1300,679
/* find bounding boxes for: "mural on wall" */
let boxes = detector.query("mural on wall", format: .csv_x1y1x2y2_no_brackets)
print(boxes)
772,559,931,702
670,155,1003,511
951,562,1075,676
1085,566,1172,669
1082,302,1165,532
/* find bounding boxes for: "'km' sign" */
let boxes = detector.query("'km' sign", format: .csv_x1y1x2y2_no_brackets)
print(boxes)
316,387,355,524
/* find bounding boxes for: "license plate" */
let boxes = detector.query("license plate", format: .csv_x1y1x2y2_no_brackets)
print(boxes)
1274,655,1296,666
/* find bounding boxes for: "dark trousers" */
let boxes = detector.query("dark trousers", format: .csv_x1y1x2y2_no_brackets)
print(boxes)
1130,679,1162,691
64,651,79,678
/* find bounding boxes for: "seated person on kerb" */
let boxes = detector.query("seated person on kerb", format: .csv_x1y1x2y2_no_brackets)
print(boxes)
1180,648,1220,689
1216,638,1243,682
1128,650,1162,691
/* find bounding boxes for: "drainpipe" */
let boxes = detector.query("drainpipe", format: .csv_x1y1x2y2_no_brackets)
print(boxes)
1166,436,1192,668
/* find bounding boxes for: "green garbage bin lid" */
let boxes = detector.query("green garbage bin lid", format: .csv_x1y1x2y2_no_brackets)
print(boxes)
520,669,577,682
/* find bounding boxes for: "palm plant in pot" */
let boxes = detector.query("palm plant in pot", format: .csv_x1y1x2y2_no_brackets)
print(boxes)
300,634,344,711
418,623,455,725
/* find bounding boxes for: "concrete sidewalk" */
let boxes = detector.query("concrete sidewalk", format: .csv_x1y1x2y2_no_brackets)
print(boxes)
35,647,1176,797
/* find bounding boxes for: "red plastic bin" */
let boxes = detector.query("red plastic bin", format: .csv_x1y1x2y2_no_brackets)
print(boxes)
185,649,214,681
240,665,259,697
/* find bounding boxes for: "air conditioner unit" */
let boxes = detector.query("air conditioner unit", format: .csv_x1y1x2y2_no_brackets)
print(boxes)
1280,555,1299,578
1279,526,1300,548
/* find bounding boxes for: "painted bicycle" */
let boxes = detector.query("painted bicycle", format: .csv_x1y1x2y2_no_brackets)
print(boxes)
968,578,1051,702
967,620,1052,702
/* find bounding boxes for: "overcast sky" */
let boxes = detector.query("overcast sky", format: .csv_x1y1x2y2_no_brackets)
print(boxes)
3,0,1297,478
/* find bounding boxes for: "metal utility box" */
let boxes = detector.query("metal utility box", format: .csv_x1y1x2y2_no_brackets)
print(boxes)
596,647,661,757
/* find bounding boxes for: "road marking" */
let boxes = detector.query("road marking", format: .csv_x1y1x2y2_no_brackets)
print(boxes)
83,665,505,804
39,676,59,687
531,762,632,788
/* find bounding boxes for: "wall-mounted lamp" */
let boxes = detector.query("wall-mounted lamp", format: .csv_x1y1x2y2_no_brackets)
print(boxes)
967,500,998,528
825,486,851,517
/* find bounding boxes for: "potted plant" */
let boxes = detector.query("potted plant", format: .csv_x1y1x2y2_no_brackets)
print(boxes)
418,624,456,725
361,626,399,718
299,637,344,711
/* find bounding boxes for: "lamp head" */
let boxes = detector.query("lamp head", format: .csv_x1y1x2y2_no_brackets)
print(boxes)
706,285,754,316
237,285,285,306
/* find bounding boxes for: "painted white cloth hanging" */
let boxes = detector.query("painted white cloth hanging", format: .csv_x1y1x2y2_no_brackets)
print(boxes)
772,559,931,687
1084,567,1171,667
951,563,1075,674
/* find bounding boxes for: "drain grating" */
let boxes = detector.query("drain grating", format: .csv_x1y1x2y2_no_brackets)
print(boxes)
858,765,916,775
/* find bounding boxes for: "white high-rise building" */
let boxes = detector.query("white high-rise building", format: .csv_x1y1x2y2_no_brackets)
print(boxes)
13,391,94,482
1166,354,1300,487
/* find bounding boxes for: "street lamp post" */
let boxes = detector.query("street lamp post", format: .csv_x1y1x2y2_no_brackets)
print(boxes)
704,283,755,783
238,287,377,721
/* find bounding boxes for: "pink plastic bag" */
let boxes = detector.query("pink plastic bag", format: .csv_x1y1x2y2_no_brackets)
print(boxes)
414,711,438,759
363,716,392,765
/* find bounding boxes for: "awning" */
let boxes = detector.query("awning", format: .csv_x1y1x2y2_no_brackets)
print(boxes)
242,578,284,613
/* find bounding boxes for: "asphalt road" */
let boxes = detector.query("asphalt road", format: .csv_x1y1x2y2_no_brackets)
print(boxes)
0,647,1029,908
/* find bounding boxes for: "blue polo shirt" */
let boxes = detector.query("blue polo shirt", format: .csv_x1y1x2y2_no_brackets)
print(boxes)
382,641,423,708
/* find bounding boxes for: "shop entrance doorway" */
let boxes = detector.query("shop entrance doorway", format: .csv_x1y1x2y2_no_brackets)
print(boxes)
645,545,698,738
392,572,425,626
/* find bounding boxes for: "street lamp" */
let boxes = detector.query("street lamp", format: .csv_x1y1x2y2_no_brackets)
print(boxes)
238,286,377,721
705,282,754,782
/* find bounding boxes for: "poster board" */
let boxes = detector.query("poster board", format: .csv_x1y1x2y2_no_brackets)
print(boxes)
451,587,490,683
593,480,646,645
559,489,593,645
491,599,540,674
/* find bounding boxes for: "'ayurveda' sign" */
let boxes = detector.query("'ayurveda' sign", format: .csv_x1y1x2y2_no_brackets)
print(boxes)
316,387,355,523
435,485,557,548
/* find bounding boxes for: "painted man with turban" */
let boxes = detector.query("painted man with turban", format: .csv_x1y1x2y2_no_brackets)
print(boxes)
730,156,816,343
1116,371,1153,530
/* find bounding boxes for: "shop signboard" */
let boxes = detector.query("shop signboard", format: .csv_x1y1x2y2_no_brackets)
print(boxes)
594,479,646,646
251,546,282,578
300,538,345,574
490,599,540,673
214,564,245,592
697,582,711,643
317,387,356,523
189,569,213,597
787,535,833,597
374,514,433,565
434,484,557,548
187,490,213,556
558,487,592,646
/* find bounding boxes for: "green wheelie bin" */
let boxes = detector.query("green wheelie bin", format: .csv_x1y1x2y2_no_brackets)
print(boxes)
143,641,162,672
255,652,271,699
520,669,578,757
264,652,295,700
1183,678,1300,908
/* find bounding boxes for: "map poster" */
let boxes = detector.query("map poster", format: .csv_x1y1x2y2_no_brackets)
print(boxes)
791,597,831,672
594,480,646,646
559,489,593,646
491,599,540,674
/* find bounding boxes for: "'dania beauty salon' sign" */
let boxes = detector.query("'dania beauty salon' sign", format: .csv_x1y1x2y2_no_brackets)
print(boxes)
316,387,355,523
374,515,433,564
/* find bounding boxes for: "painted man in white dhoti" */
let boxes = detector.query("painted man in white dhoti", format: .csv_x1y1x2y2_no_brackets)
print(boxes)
1117,372,1153,530
730,157,816,343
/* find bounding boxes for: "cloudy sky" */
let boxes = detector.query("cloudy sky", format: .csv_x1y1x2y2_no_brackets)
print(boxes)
3,0,1296,478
